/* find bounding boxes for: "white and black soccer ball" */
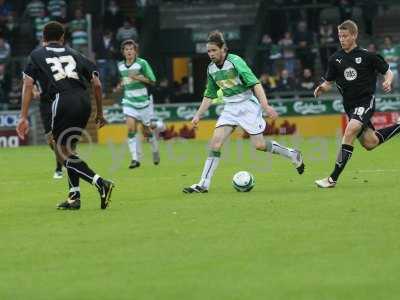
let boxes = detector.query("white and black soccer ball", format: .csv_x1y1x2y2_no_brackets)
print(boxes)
232,171,255,192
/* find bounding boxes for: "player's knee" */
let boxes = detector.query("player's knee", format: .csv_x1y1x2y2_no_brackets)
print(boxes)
344,125,361,139
361,139,379,151
363,144,375,151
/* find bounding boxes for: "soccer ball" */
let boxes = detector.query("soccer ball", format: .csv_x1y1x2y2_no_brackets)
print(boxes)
232,171,255,192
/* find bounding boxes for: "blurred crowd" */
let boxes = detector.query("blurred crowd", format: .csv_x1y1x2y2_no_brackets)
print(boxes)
258,0,399,98
0,0,399,111
0,0,142,110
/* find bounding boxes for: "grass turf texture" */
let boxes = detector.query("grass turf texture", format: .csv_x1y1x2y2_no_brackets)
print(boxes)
1,137,400,300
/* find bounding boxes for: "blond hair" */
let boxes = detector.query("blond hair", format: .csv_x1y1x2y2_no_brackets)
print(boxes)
338,20,358,35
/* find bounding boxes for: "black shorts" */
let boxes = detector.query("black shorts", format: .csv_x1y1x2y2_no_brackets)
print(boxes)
39,100,53,135
344,95,376,132
51,89,91,146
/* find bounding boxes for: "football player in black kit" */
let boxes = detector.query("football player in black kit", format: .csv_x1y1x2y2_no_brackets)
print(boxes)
16,21,114,209
314,20,397,188
33,83,64,179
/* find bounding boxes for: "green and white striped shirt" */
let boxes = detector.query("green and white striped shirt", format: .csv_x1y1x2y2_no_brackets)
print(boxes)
118,57,156,109
34,16,51,41
69,18,88,46
204,53,259,103
48,0,66,18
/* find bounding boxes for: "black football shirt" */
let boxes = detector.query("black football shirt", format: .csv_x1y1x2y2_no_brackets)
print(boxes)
24,43,97,101
325,46,389,107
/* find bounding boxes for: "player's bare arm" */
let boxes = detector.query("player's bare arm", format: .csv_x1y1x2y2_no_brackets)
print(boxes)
252,83,278,120
192,97,213,127
314,81,333,98
112,80,123,93
382,69,394,93
91,73,107,128
130,74,155,86
16,75,35,139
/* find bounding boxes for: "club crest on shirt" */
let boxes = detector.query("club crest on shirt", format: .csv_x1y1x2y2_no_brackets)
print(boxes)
344,67,357,81
355,57,362,64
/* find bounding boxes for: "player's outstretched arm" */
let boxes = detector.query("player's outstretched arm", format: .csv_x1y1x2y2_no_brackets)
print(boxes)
253,83,278,120
314,81,333,98
112,81,123,93
192,97,213,128
130,74,156,86
16,75,35,139
382,69,394,93
91,73,107,128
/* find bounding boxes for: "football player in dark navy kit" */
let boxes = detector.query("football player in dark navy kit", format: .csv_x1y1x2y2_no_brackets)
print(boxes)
33,83,64,179
16,21,114,209
314,20,398,188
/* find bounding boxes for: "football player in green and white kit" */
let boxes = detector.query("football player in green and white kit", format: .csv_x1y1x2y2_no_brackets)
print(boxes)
114,40,160,168
183,31,305,193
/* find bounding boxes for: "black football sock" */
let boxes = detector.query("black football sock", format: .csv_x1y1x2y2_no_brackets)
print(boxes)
375,124,400,144
66,167,80,199
330,144,354,182
56,160,63,172
64,155,104,187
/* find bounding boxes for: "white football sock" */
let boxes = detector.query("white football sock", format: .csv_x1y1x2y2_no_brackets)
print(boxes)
149,134,159,153
128,136,139,161
267,140,297,160
198,151,221,189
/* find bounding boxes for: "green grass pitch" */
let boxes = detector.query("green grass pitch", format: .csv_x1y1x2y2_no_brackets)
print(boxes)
1,137,400,300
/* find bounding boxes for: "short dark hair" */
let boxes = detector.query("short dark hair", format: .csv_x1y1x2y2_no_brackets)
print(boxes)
43,21,65,42
121,39,138,51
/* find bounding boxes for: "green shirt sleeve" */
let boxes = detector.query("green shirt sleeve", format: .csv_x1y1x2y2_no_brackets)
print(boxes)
204,70,218,99
139,59,156,82
230,55,259,87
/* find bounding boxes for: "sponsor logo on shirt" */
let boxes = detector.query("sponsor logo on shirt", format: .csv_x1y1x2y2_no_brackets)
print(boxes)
344,67,357,81
355,57,362,64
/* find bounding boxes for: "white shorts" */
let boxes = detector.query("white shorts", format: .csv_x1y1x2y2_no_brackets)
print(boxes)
215,100,266,135
123,103,155,127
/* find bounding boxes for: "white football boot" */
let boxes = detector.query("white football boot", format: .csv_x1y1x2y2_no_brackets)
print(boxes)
53,171,63,179
315,177,336,188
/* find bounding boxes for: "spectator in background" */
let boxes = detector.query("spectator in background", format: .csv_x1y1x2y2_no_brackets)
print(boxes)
116,17,138,45
297,68,316,96
25,0,45,19
104,0,124,32
7,78,21,109
34,9,50,43
361,0,378,36
153,78,172,104
278,31,296,76
335,0,354,22
93,29,117,92
68,8,89,55
276,69,296,94
0,34,10,64
0,63,11,110
367,42,377,53
259,73,277,94
0,0,12,28
47,0,67,23
268,0,287,41
380,36,400,89
179,76,189,94
260,34,281,75
294,20,315,72
319,20,337,73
